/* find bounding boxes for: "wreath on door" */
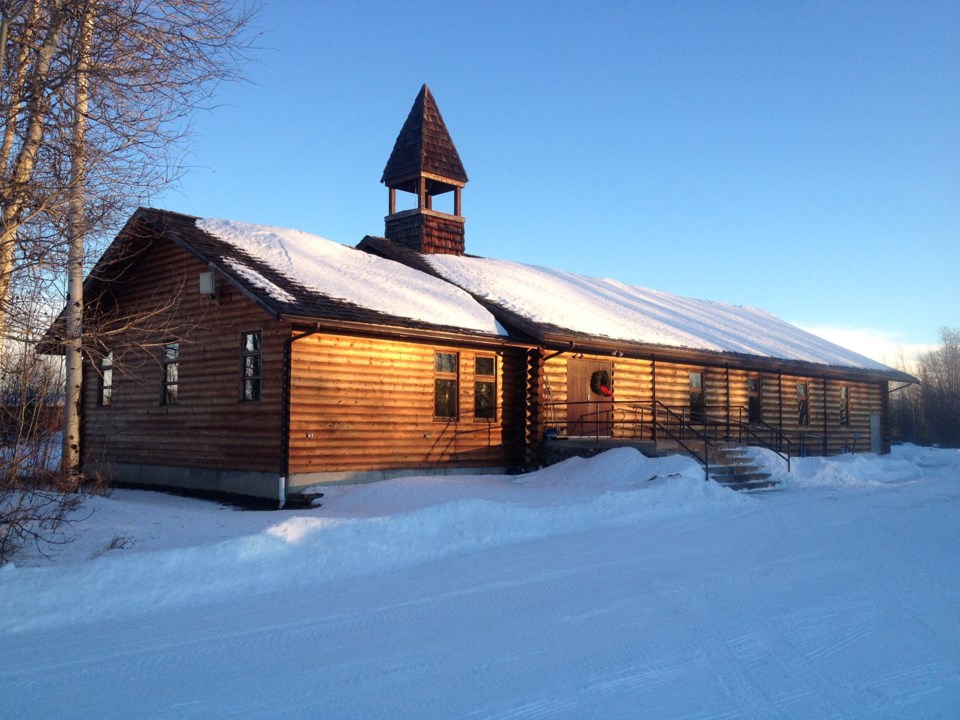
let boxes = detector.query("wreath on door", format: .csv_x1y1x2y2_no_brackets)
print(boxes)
590,370,614,397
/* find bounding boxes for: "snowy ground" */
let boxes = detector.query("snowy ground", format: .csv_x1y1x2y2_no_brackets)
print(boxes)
1,445,958,719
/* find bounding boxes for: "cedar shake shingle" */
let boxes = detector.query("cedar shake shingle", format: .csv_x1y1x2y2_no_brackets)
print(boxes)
381,84,468,188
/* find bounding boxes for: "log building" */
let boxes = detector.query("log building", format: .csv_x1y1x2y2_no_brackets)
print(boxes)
54,85,915,503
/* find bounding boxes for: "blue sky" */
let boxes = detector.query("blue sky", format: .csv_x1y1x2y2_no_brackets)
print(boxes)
153,0,959,364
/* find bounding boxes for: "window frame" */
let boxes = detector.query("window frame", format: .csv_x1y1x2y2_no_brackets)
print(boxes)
838,385,850,426
689,370,705,423
161,341,180,405
240,330,262,402
99,351,113,407
746,376,762,424
434,351,459,420
796,382,809,426
473,355,497,420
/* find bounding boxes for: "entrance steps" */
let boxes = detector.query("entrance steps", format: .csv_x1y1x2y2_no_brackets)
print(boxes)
542,437,777,491
706,444,778,491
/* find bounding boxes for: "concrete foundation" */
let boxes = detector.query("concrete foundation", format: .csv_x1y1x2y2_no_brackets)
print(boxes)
86,461,282,501
287,465,511,494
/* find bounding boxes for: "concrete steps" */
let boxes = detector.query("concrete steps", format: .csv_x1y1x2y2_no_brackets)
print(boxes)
707,444,778,491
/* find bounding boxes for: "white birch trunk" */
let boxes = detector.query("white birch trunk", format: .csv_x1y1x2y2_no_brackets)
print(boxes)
62,2,93,481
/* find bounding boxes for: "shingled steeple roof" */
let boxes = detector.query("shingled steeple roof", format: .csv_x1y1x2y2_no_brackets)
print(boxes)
381,84,468,189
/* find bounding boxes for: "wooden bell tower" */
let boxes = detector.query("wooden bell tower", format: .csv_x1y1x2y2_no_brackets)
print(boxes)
381,85,468,255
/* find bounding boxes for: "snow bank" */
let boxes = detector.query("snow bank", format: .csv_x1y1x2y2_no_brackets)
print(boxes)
426,253,891,370
196,218,505,335
6,446,952,639
0,449,748,634
747,443,960,489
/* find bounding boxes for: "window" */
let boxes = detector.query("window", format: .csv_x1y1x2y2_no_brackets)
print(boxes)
162,342,179,405
434,352,458,418
797,382,809,426
241,331,262,402
839,385,850,425
100,352,113,406
747,376,762,423
474,356,496,419
689,371,705,422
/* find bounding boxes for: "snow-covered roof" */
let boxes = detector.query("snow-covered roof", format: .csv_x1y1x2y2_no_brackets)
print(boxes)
191,217,505,336
424,253,893,373
114,209,903,377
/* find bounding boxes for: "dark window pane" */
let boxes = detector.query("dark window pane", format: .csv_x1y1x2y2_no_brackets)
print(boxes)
244,332,261,353
797,383,809,425
435,352,457,373
102,369,113,404
162,342,180,405
476,357,495,376
100,353,113,406
689,372,704,421
747,377,762,423
435,378,457,417
474,380,495,418
240,332,262,402
690,391,705,421
243,378,260,402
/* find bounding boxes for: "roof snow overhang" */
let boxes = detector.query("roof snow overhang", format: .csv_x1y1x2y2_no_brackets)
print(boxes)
40,208,517,354
356,235,918,386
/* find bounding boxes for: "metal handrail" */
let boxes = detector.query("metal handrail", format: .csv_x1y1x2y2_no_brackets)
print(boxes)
731,415,792,472
650,401,715,478
543,399,797,473
543,399,649,440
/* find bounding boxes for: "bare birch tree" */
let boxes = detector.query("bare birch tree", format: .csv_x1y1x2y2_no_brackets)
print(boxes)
2,0,257,328
62,1,92,478
0,0,258,559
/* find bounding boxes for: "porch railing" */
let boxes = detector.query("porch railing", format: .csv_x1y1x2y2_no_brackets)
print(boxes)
542,400,793,473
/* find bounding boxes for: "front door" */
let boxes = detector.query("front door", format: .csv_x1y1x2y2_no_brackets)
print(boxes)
567,358,614,437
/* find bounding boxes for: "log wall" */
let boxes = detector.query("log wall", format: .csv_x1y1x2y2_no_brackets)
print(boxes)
540,352,886,454
82,241,285,482
287,333,526,477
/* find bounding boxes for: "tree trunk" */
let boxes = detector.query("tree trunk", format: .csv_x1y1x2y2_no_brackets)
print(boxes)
62,2,93,482
0,1,61,339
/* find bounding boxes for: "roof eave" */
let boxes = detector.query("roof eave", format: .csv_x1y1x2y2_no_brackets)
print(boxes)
538,331,918,384
277,313,532,349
